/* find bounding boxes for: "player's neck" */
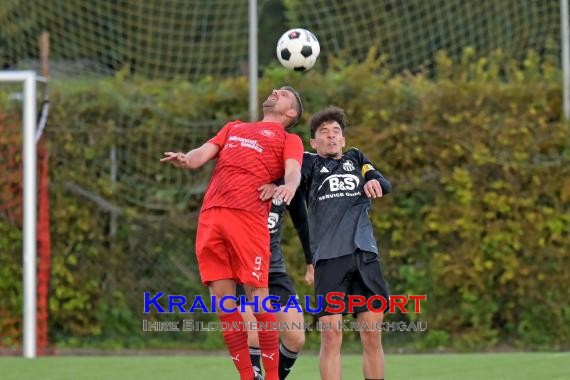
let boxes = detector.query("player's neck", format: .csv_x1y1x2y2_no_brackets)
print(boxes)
317,152,343,160
260,113,286,127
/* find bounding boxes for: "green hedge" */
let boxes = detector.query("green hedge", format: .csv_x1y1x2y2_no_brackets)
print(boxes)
1,50,568,351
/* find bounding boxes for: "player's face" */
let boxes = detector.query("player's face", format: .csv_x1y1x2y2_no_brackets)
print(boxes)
310,121,345,159
262,89,297,122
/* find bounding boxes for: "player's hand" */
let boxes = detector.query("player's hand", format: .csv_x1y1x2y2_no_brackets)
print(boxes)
160,152,188,168
273,184,296,205
258,183,278,200
363,179,383,199
305,264,314,286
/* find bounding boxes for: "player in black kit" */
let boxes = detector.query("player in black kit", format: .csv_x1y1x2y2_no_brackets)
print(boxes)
300,106,392,380
237,180,312,380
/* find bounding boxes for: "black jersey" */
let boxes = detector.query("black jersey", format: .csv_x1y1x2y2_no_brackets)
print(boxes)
268,186,312,273
300,148,392,263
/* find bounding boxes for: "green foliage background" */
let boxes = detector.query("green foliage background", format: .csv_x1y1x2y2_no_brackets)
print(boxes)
1,50,569,351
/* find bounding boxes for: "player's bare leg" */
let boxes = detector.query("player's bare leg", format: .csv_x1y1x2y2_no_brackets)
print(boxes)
245,285,280,380
319,314,343,380
276,307,305,352
210,279,255,380
276,307,305,378
357,311,385,380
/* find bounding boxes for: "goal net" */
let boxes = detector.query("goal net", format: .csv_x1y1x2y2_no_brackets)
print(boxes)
284,0,561,71
0,0,264,79
1,1,561,78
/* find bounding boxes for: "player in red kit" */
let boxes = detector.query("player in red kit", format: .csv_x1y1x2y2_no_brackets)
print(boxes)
161,86,304,380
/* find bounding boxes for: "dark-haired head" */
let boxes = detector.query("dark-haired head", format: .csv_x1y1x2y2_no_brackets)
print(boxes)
309,106,347,159
309,106,347,138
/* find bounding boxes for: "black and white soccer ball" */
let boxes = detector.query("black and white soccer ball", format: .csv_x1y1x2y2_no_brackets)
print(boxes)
276,28,320,71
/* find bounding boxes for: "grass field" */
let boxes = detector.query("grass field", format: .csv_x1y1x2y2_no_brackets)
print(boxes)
2,352,569,380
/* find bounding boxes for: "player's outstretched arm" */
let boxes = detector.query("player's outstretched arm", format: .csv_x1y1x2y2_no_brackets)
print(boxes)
160,142,219,169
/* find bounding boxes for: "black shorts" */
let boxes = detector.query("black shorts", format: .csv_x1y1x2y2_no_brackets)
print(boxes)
315,250,390,318
236,272,298,308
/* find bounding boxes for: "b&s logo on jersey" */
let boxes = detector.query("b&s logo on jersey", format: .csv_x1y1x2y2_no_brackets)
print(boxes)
317,174,360,196
342,160,355,172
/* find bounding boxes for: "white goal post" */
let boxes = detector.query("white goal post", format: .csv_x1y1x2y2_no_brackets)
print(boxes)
0,70,41,358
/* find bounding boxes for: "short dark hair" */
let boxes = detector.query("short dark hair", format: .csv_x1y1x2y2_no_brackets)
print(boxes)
280,85,303,128
309,106,347,138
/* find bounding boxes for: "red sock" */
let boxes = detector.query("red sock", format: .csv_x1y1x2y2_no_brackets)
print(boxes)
255,312,280,380
219,311,254,380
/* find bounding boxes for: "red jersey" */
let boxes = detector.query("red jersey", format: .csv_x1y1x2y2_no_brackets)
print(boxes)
201,120,304,217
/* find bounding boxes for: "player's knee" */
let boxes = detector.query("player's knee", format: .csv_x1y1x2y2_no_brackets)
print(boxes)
284,330,305,352
360,330,382,352
321,328,342,350
215,298,237,316
210,283,234,302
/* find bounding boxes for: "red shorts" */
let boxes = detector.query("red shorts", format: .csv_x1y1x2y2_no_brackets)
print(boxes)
196,207,270,287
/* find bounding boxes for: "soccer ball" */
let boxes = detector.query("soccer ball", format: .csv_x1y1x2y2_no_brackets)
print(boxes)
276,28,320,71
